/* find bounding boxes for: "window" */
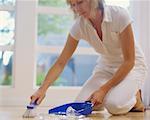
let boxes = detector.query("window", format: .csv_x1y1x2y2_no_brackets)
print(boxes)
105,0,130,8
36,0,130,87
0,0,15,86
37,0,97,87
0,0,15,5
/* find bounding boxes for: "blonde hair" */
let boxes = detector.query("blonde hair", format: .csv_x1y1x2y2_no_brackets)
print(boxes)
66,0,104,18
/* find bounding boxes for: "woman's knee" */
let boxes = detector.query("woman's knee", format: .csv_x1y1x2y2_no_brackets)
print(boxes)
104,99,130,115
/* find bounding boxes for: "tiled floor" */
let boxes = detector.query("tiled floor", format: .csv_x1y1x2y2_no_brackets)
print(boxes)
0,106,150,120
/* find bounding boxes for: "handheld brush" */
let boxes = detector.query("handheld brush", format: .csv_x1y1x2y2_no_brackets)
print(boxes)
22,102,37,118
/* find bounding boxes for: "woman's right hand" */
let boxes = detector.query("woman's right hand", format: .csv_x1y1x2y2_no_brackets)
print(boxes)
30,88,46,105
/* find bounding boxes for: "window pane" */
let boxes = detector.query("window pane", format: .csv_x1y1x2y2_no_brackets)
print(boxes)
38,0,67,7
105,0,130,8
0,11,15,46
38,14,73,46
36,54,98,86
38,14,90,47
0,51,13,86
0,0,15,5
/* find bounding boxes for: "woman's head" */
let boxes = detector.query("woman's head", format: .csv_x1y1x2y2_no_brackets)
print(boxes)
66,0,104,18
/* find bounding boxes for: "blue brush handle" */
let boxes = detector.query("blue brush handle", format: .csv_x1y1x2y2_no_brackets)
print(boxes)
27,102,37,109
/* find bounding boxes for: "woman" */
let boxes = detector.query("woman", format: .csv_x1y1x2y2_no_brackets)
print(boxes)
30,0,147,115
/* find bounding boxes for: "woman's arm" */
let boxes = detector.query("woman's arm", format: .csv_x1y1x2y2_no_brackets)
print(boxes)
40,34,79,91
101,24,135,92
88,24,135,106
31,34,79,104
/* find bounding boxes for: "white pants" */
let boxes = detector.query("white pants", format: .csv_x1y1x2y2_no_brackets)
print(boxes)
75,63,147,115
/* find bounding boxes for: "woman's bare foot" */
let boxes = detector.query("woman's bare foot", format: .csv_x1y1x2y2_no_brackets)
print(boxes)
130,90,145,112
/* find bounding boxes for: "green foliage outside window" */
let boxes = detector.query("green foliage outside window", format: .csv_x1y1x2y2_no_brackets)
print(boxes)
38,15,73,36
38,0,73,36
39,0,67,7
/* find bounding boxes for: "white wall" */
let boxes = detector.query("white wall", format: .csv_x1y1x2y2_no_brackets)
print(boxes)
130,0,150,107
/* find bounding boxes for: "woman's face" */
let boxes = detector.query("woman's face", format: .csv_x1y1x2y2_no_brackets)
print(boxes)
70,0,91,18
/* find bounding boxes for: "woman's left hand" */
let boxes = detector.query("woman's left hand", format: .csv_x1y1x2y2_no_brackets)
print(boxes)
87,87,109,107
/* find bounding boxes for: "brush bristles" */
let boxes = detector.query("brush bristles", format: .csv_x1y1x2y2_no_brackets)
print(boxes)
22,109,36,118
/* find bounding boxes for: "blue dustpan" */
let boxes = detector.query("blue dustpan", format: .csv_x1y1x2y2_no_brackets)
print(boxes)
48,101,93,116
